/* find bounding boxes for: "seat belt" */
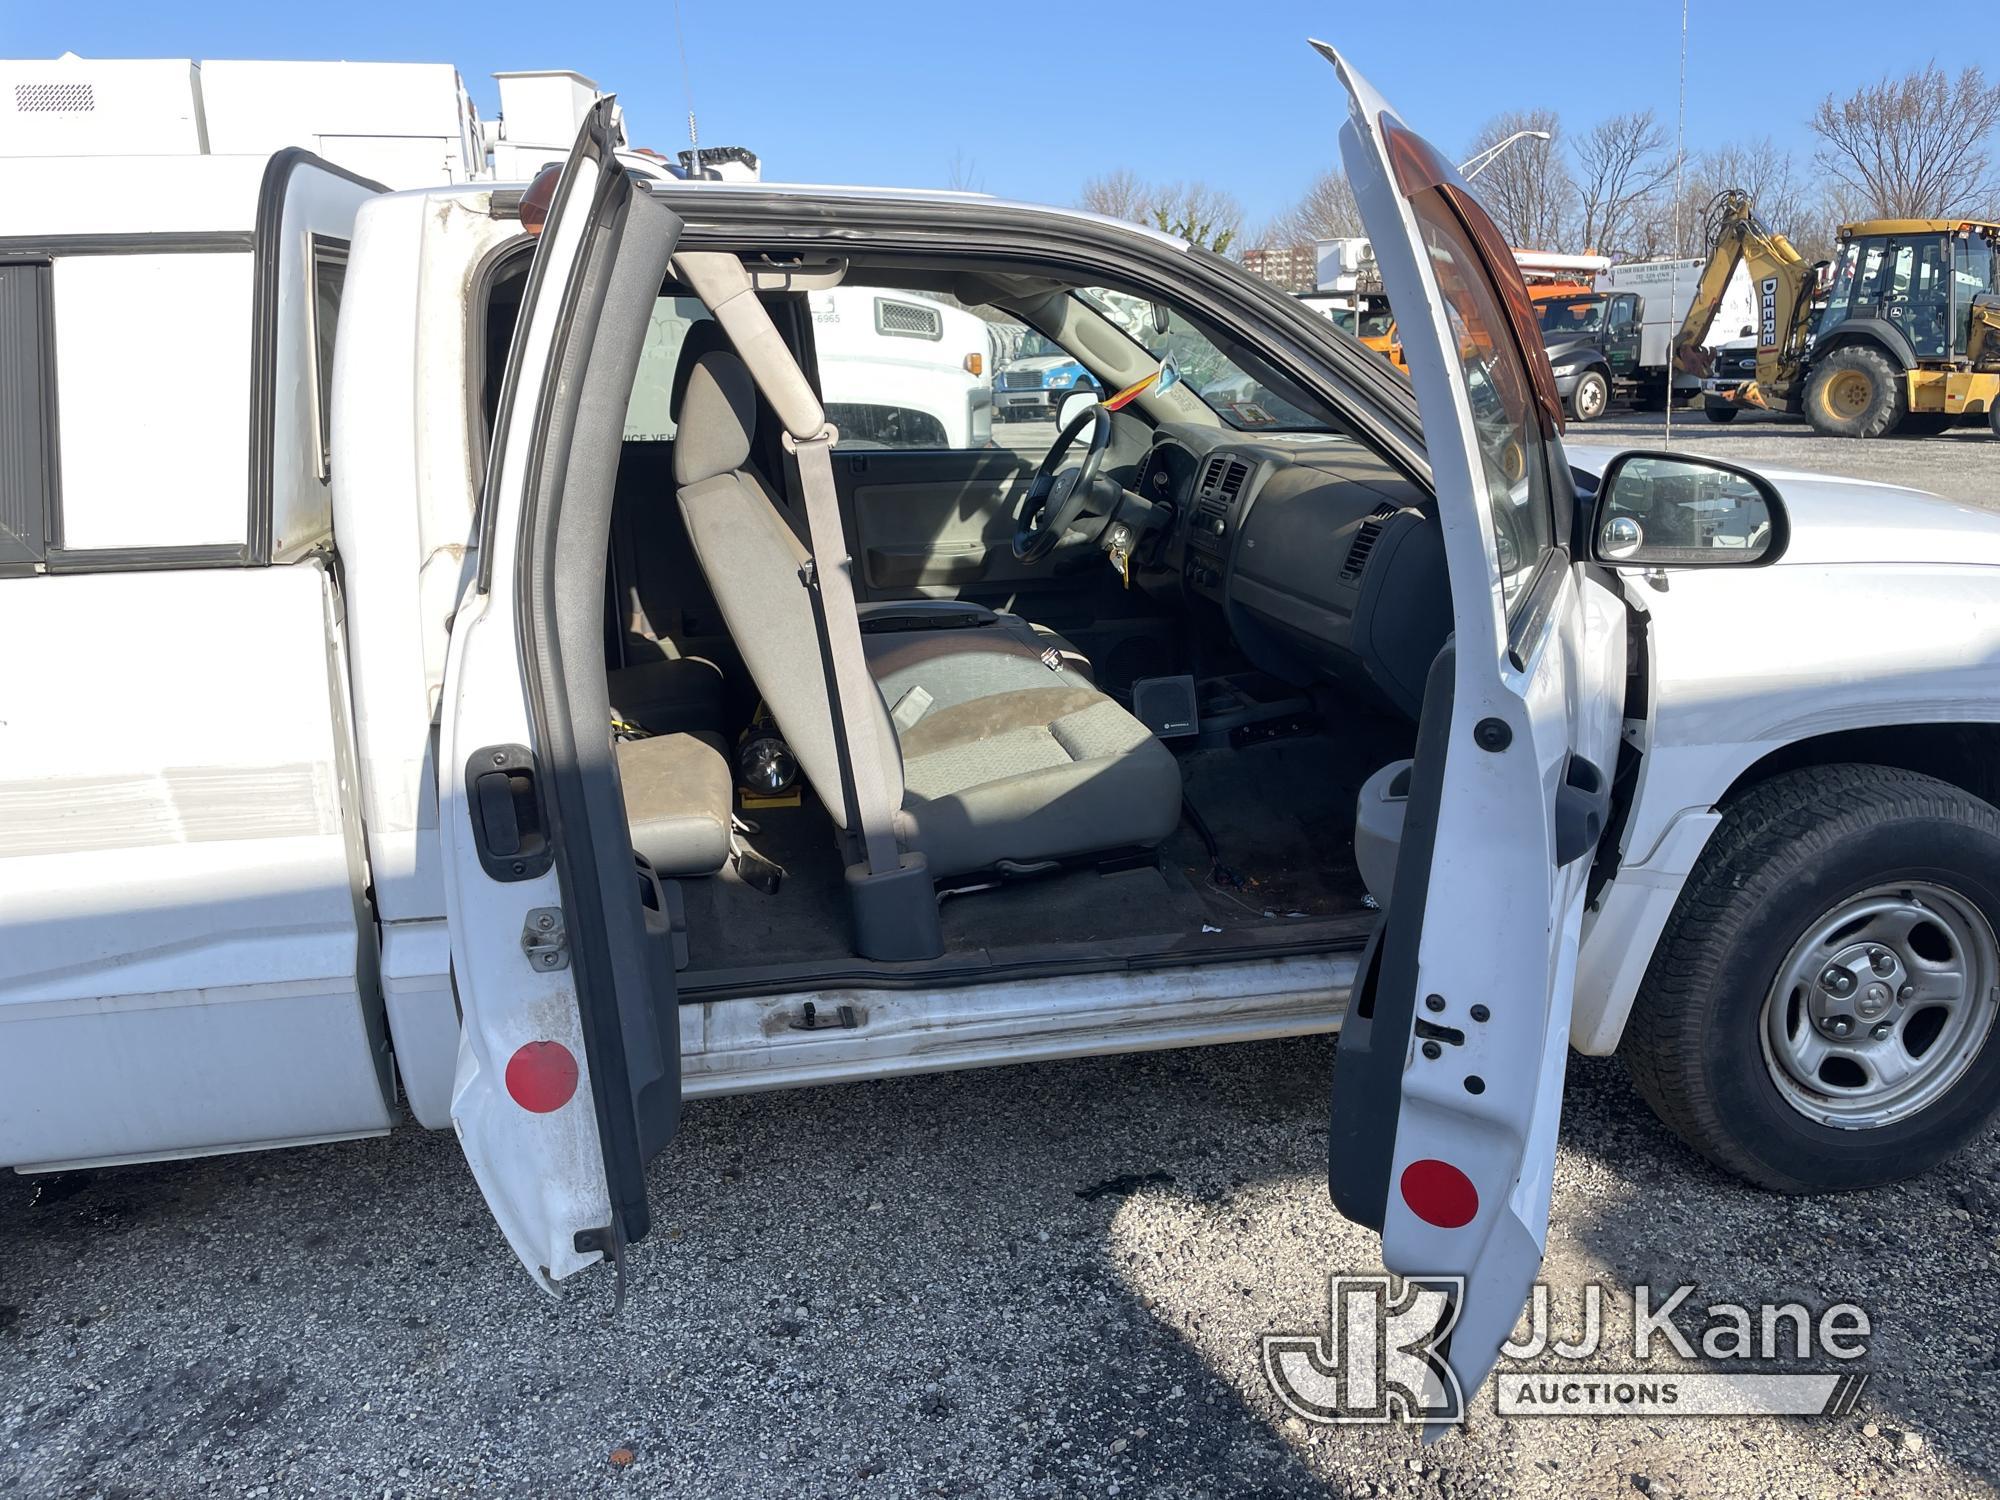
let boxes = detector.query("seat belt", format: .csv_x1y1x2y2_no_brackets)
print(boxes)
784,424,903,878
671,249,913,883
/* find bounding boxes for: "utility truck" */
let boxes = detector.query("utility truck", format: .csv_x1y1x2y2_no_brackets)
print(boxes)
6,50,2000,1414
1535,257,1755,421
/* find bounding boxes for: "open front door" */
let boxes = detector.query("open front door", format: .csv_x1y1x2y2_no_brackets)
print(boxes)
439,102,687,1290
1316,46,1628,1413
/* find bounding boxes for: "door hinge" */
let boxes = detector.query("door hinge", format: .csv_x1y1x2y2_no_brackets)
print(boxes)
521,906,570,971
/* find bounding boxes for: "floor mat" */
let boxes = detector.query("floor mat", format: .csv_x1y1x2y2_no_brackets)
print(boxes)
1165,729,1394,926
676,727,1390,978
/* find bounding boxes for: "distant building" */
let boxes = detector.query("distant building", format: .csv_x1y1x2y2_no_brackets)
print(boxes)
1240,243,1319,294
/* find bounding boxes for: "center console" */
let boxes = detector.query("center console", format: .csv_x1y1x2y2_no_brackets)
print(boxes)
1183,452,1252,598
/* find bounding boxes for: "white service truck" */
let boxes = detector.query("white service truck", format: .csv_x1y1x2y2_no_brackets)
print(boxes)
5,63,1999,1403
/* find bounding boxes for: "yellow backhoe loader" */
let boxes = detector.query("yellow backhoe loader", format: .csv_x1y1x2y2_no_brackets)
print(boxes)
1674,190,2000,438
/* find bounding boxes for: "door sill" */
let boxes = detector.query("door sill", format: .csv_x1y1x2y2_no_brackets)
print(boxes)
679,950,1357,1098
674,913,1374,1003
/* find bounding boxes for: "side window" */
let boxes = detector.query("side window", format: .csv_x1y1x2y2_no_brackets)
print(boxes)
1406,189,1556,610
0,261,55,566
1956,236,1995,355
622,295,713,441
813,285,997,452
1609,295,1637,330
307,238,348,480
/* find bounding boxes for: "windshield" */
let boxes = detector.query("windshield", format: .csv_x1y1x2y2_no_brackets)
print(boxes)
1536,295,1606,338
1074,286,1338,431
1014,331,1067,360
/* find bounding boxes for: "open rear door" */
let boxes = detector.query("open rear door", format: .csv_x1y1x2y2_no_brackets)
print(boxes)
438,102,686,1291
1315,46,1628,1414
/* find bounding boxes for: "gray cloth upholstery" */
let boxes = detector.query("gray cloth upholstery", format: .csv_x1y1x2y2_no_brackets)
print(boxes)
617,731,732,877
670,344,1180,878
607,652,725,735
673,347,902,833
672,344,758,487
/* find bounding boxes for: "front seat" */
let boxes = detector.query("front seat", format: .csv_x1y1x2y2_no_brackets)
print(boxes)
670,345,1182,879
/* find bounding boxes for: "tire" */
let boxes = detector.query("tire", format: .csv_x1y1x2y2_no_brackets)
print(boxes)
1704,405,1740,424
1990,402,2000,439
1805,345,1907,438
1567,369,1609,423
1621,765,2000,1193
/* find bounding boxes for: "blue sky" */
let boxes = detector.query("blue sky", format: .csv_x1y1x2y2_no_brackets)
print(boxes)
9,1,1998,228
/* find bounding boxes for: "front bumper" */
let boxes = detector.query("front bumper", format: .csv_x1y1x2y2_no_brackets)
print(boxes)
995,386,1068,417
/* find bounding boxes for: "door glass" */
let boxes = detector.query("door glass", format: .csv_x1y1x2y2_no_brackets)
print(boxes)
1879,239,1951,358
1407,190,1556,608
813,285,996,452
1956,236,1996,355
1818,241,1862,339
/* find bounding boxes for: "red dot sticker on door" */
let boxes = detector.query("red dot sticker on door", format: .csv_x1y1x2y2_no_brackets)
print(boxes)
1400,1158,1479,1228
505,1041,579,1113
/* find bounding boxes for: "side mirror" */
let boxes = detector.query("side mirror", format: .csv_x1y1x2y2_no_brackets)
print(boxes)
1152,302,1171,335
1591,451,1786,567
1057,390,1098,428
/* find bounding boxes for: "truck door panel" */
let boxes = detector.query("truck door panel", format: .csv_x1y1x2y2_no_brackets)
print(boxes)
0,565,390,1169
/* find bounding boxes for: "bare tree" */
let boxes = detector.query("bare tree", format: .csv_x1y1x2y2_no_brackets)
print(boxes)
1256,167,1364,248
1573,110,1674,258
943,149,984,193
1632,139,1817,259
1465,110,1574,248
1811,63,2000,216
1077,172,1243,253
1146,181,1243,254
1078,168,1150,224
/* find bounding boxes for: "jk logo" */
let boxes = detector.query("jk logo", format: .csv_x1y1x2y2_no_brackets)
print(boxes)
1261,1275,1466,1425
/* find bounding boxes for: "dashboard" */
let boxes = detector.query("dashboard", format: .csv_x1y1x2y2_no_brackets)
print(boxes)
1132,422,1451,719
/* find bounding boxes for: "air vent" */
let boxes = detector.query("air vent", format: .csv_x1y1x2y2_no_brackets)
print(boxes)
1196,455,1251,518
1340,504,1398,580
873,296,943,341
14,82,95,113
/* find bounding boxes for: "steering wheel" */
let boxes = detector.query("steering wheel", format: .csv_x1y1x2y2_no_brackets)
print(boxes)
1013,402,1114,563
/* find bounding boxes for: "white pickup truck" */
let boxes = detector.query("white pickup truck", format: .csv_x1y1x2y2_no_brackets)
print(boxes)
5,50,1998,1405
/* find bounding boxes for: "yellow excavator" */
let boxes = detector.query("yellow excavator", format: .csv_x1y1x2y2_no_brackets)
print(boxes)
1674,190,2000,437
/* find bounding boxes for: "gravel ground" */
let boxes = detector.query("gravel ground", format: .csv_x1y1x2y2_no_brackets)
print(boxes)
1576,409,2000,508
4,1041,1996,1498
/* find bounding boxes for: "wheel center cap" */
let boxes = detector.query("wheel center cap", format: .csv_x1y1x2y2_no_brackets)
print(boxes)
1812,943,1905,1033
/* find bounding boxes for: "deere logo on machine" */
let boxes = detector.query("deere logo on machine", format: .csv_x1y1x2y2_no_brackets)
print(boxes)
1759,277,1779,351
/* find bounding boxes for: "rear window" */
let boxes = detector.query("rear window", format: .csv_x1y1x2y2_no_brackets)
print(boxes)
622,296,715,441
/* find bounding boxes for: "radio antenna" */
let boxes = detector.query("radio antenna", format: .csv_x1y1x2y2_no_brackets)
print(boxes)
673,0,700,177
1664,0,1688,445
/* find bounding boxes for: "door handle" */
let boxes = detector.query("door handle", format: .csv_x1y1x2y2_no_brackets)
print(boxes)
467,744,553,880
1553,751,1612,867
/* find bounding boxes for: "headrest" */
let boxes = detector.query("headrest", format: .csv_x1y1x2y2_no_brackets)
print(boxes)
671,348,757,487
669,317,736,420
